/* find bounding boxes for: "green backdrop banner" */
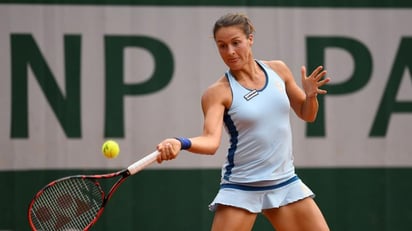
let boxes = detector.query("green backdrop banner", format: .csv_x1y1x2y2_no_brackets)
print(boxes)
2,168,412,230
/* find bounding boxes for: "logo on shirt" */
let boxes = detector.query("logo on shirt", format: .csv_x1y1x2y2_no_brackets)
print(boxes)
244,89,259,101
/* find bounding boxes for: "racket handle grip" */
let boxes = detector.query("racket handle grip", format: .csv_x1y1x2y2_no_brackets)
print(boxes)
127,151,159,175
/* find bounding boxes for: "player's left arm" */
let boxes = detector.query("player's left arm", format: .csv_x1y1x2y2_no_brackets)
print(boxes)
267,60,330,122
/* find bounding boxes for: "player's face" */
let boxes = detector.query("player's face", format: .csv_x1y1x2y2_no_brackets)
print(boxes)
214,26,254,71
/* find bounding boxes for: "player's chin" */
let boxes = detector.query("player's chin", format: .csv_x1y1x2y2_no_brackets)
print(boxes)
225,62,242,71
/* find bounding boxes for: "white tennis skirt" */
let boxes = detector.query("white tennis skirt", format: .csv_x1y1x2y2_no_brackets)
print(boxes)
209,176,314,213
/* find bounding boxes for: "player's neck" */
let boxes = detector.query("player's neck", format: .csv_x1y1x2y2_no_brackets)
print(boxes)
230,61,265,89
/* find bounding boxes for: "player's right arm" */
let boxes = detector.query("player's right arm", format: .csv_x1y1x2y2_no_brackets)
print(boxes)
189,79,228,154
156,77,230,162
189,77,230,155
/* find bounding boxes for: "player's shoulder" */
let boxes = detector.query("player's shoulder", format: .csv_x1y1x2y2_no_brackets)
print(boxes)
261,60,288,71
201,75,231,107
261,59,292,81
204,75,229,94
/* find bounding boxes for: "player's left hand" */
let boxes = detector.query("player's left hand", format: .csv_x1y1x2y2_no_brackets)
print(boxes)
301,66,330,98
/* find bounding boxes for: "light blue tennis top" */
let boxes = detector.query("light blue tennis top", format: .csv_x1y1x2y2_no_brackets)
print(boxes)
222,60,295,185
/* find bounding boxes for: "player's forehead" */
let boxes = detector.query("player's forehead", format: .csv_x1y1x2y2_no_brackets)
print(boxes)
214,26,246,43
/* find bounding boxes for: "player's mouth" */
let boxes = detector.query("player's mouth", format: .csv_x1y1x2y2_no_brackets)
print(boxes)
227,58,238,64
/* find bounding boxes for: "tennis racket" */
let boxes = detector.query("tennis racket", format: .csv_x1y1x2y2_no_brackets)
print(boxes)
28,150,159,231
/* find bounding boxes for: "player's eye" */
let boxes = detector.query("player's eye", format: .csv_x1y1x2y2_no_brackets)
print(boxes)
218,44,227,49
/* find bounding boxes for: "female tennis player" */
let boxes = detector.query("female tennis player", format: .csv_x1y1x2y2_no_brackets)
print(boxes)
156,13,330,231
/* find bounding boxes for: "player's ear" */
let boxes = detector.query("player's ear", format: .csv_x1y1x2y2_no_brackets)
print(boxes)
248,33,254,45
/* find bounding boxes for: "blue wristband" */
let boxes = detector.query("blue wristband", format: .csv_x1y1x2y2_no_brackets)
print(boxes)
175,137,192,150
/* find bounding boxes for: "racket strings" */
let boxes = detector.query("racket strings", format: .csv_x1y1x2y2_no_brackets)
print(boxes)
30,178,103,230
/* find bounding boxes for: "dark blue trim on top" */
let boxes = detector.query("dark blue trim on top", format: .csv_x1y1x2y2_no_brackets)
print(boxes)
224,72,234,105
223,110,238,181
227,60,269,92
220,175,299,191
254,60,269,92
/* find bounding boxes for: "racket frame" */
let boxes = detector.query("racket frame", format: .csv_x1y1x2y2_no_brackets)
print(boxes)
28,151,158,231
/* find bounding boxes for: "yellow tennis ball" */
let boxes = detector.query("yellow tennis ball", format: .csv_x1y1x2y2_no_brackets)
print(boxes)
102,140,120,159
